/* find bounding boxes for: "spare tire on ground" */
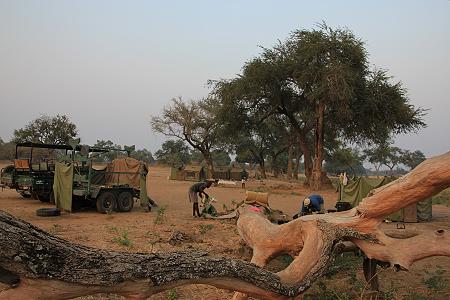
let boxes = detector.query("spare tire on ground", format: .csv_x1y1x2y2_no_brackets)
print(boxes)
36,208,61,217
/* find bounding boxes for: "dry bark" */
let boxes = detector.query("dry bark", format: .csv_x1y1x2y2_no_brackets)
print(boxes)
232,151,450,299
1,152,450,300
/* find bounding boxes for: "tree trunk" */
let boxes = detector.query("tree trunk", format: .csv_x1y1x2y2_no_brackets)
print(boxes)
374,164,381,178
311,100,325,191
293,153,302,180
298,138,312,185
203,151,214,178
260,158,267,179
286,144,293,180
2,152,450,300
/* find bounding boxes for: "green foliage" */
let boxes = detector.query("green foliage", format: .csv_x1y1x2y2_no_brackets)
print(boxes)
211,149,231,166
112,230,133,247
151,97,221,170
326,254,362,277
130,148,154,163
154,206,167,224
13,114,78,144
364,143,426,175
432,188,450,206
92,139,123,162
401,150,426,170
105,225,119,233
279,254,293,267
423,267,448,292
188,149,204,164
199,224,214,234
212,23,425,187
325,147,366,177
166,288,178,300
0,138,15,160
154,140,190,167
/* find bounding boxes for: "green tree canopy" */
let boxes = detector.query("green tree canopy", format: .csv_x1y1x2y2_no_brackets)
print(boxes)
211,149,231,167
151,97,220,174
13,115,78,145
130,148,154,164
0,138,15,160
401,150,426,170
91,140,124,162
212,24,425,189
325,147,366,177
154,140,190,167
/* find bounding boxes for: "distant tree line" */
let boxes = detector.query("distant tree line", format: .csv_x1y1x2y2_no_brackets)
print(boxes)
0,115,155,164
1,25,429,186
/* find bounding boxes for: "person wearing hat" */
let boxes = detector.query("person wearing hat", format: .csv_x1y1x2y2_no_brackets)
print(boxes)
300,194,325,216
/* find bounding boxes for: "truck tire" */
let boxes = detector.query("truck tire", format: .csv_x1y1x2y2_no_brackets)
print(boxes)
96,191,117,214
38,193,51,203
36,208,61,217
117,191,134,212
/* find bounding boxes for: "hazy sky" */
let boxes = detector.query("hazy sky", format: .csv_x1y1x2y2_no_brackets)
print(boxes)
1,1,449,157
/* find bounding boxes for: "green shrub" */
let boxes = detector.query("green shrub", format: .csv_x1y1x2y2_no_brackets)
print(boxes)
166,288,178,300
155,206,167,224
112,231,133,247
423,267,448,292
199,224,213,234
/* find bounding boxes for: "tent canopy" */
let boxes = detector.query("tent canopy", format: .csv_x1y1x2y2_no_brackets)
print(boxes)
339,176,432,222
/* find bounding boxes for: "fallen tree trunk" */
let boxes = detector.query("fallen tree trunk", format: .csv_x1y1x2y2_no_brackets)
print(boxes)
1,152,450,299
232,151,450,299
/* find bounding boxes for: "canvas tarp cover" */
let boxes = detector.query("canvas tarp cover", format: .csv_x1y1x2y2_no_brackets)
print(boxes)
245,191,269,207
339,177,394,207
340,177,432,222
417,198,432,222
105,157,150,205
53,162,73,212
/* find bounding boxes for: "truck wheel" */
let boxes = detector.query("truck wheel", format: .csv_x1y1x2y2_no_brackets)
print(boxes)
38,193,51,203
117,191,134,212
96,191,117,214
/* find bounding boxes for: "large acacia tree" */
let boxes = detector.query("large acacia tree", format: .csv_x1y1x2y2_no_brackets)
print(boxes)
213,24,425,189
13,114,78,145
151,97,220,174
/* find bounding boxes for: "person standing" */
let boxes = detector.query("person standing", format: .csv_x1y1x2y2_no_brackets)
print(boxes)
188,180,214,217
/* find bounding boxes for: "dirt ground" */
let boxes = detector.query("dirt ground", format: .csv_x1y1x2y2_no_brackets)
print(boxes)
1,163,450,299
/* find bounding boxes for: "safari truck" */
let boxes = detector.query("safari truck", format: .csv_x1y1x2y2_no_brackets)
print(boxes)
0,142,81,201
53,145,151,213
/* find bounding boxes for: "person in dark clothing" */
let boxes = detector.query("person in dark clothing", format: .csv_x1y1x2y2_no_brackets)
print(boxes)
188,180,214,217
293,194,325,219
300,194,325,215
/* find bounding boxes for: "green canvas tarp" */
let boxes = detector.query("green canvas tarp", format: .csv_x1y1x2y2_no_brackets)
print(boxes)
53,162,73,212
339,176,432,222
339,177,394,207
417,198,432,222
106,157,151,207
